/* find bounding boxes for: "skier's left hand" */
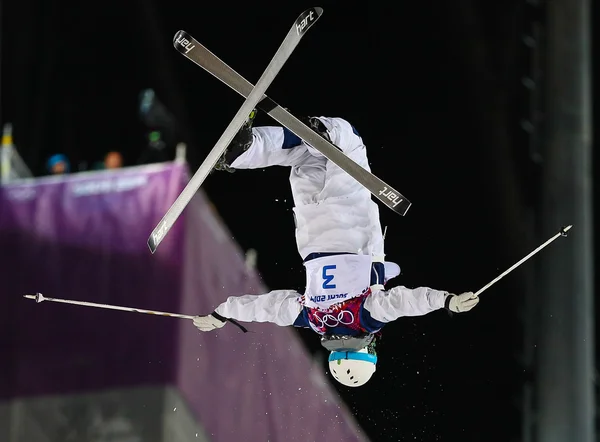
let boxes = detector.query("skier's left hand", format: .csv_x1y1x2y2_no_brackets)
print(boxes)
193,314,226,332
445,292,479,313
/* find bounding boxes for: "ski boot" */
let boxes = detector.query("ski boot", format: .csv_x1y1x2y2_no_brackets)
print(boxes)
299,116,331,143
214,108,258,173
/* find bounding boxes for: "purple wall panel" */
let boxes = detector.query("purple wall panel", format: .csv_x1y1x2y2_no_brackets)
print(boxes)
0,163,367,442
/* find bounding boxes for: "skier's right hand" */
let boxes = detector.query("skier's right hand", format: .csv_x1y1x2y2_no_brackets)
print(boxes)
193,314,226,332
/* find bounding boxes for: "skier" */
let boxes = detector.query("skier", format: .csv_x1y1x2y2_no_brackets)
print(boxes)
193,111,480,387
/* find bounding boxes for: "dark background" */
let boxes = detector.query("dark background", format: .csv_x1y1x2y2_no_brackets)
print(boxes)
2,0,596,441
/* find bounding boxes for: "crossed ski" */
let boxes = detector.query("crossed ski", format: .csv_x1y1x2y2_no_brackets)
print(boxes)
148,7,411,254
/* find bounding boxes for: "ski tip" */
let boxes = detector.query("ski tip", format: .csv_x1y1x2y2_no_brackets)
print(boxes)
295,7,323,35
387,199,411,216
147,236,158,254
173,30,195,54
148,219,170,254
397,200,412,216
173,30,186,44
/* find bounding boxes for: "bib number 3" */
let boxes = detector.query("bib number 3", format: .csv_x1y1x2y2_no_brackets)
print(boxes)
322,265,336,289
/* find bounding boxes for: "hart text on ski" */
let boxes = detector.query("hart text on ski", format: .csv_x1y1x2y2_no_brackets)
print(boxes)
378,187,403,208
296,10,315,35
152,221,168,247
175,35,195,54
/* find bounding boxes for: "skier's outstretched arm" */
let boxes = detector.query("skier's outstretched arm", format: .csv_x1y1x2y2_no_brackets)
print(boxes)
363,286,479,324
193,290,303,332
229,126,311,169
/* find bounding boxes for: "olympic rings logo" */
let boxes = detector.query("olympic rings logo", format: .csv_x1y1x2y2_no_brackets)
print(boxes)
313,310,355,327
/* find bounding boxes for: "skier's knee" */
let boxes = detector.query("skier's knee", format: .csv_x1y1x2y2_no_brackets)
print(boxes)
301,116,331,143
283,116,332,150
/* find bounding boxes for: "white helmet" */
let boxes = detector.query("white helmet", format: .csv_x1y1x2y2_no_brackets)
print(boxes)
328,347,377,387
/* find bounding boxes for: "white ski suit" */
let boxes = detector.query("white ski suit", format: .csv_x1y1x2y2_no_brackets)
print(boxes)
210,117,451,336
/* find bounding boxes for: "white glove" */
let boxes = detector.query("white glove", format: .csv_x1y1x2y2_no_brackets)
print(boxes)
445,292,479,313
193,314,226,332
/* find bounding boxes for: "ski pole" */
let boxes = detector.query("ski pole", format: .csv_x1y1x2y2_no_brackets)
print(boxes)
474,225,572,297
22,293,194,320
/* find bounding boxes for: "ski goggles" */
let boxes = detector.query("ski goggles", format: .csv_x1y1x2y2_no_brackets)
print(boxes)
328,351,378,365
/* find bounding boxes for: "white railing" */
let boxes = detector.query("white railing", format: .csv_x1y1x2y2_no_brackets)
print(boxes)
1,123,33,184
